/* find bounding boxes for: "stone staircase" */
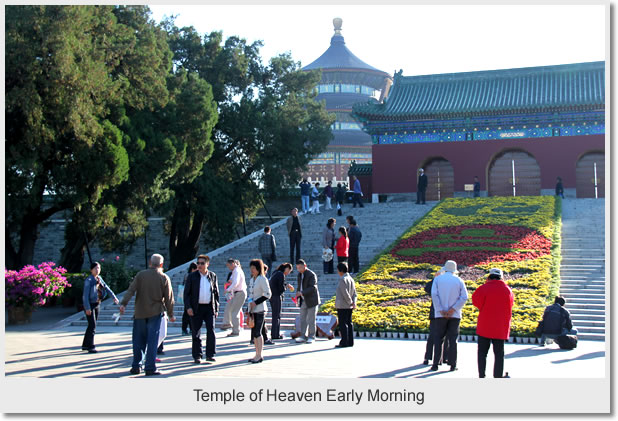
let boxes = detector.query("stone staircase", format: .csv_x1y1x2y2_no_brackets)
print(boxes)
559,198,606,341
71,201,436,332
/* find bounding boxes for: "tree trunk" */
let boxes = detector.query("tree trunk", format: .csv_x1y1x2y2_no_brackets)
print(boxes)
59,222,89,273
169,202,204,269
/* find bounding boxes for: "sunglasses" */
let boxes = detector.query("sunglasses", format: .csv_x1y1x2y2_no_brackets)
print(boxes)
197,261,206,265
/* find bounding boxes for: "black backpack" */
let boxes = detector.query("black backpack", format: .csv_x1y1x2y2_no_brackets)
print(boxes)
555,334,578,350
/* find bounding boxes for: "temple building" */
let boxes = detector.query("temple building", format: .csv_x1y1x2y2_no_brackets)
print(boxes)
353,61,605,199
301,18,391,184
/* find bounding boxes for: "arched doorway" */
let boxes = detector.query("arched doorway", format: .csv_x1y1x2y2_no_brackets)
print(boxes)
422,158,454,201
488,150,541,196
576,151,604,198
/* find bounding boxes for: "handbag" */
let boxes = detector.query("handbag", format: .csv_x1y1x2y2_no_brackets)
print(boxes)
322,247,334,262
246,312,255,328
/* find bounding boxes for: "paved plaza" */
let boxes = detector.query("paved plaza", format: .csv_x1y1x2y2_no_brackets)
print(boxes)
4,324,606,379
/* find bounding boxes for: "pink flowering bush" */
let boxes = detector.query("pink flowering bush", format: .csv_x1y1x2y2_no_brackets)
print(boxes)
5,262,71,309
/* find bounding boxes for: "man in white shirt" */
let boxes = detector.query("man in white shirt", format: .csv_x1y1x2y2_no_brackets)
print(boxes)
222,259,247,337
184,254,220,364
430,260,468,372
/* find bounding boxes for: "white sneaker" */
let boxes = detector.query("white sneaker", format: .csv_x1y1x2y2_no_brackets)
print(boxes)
306,338,315,344
295,337,307,343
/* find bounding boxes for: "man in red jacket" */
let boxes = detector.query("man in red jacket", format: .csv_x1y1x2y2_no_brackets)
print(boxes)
472,268,514,378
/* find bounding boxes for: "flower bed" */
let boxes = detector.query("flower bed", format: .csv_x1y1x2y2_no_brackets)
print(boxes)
321,196,561,337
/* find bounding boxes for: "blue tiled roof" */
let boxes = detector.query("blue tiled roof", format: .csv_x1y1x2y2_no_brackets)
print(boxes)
353,62,605,120
302,34,388,75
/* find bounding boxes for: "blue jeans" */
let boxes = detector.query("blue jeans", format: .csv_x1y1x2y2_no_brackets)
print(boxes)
301,195,310,213
132,313,162,372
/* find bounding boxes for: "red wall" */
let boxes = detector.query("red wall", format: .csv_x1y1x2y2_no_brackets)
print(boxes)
371,135,605,194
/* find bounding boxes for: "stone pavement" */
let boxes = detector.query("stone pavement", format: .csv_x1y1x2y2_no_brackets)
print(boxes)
4,326,605,379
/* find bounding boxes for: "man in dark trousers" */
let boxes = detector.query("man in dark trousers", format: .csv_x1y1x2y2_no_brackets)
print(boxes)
472,268,514,378
416,168,428,204
286,208,302,265
184,254,220,364
347,219,362,274
538,296,577,345
295,259,321,344
473,176,481,198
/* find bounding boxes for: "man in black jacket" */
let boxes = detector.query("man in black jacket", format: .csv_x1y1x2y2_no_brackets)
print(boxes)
347,220,362,274
538,296,577,346
416,168,428,204
184,255,220,364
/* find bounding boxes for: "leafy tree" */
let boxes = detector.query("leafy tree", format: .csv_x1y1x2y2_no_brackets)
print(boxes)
163,24,334,268
5,5,190,271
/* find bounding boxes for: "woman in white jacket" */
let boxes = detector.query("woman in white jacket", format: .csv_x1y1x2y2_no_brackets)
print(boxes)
248,259,272,363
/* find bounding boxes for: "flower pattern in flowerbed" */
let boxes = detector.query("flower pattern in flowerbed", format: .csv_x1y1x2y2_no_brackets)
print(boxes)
321,196,561,337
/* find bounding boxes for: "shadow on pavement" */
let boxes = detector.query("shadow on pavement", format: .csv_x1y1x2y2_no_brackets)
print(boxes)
551,351,605,364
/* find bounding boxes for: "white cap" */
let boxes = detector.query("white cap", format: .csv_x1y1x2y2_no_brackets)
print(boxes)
442,260,457,273
489,268,503,277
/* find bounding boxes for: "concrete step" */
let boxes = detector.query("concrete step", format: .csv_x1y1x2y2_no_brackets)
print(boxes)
564,303,605,310
571,320,605,328
559,292,606,299
574,326,606,335
569,309,606,317
569,314,605,321
574,333,605,341
563,297,605,304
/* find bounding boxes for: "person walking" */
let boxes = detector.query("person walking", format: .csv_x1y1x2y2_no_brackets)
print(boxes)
335,226,349,265
310,182,321,214
473,176,481,198
351,176,364,208
299,178,311,214
555,177,565,199
335,262,357,348
472,268,514,378
81,262,119,353
416,168,428,204
430,260,468,372
184,254,220,365
119,254,175,376
286,208,302,265
295,259,321,344
181,262,198,335
258,226,277,278
336,183,346,216
324,181,334,210
322,218,336,274
222,259,247,337
247,259,272,363
269,263,293,340
347,219,362,274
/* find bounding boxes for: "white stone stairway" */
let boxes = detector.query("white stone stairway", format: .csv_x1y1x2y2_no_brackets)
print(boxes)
72,201,436,331
559,198,606,341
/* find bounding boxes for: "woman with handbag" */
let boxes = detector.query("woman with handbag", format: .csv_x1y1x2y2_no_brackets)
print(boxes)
335,226,350,265
81,262,119,353
247,259,272,363
322,218,336,274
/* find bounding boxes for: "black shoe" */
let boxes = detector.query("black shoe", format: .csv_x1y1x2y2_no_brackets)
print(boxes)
206,357,216,362
157,350,165,355
193,359,201,364
273,336,284,340
264,340,274,345
430,365,439,371
88,349,98,354
81,347,89,351
250,358,264,364
423,360,429,365
145,370,162,376
335,344,347,348
449,365,458,372
129,367,140,375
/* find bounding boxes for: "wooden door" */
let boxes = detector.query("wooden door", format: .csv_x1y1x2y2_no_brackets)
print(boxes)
424,158,454,201
489,150,541,196
576,152,605,198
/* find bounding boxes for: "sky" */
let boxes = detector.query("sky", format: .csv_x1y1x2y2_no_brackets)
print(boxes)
148,4,606,78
